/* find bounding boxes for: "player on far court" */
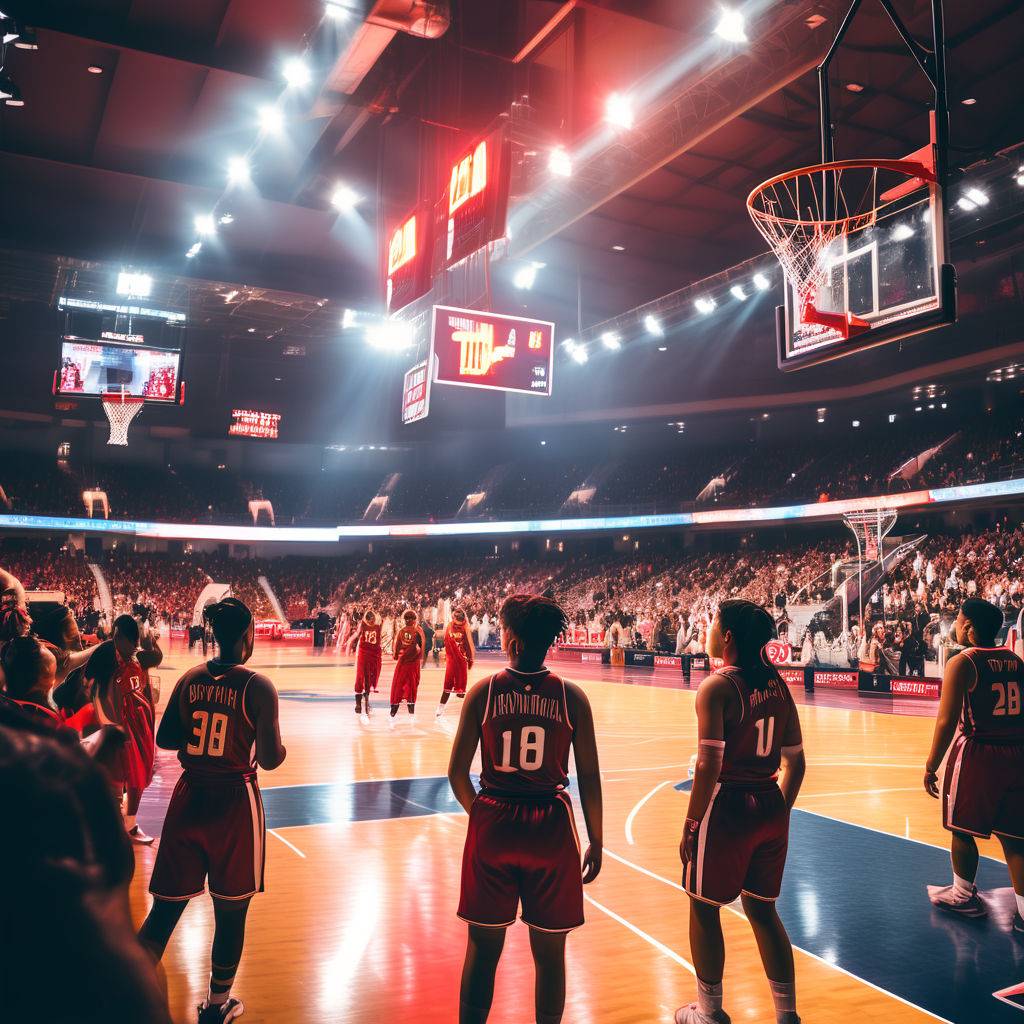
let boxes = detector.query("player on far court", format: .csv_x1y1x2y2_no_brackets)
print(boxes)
389,608,424,728
677,600,805,1024
436,607,475,720
925,597,1024,931
348,609,383,720
448,594,603,1024
138,598,287,1024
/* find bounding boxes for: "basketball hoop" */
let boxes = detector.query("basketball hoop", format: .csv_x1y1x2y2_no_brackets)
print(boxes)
102,390,144,446
747,157,935,340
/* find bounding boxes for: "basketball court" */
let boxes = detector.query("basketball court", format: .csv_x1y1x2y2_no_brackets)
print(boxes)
131,644,1023,1024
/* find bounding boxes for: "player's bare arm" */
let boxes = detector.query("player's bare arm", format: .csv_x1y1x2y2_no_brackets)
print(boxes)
155,676,187,750
248,673,287,770
447,680,487,813
924,652,974,796
680,673,731,865
778,700,806,810
0,567,26,608
566,681,603,883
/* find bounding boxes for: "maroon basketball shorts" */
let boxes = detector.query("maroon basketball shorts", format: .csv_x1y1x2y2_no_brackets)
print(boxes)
355,651,382,694
685,782,789,906
149,775,266,901
943,735,1024,839
390,660,421,704
458,791,584,932
443,657,468,695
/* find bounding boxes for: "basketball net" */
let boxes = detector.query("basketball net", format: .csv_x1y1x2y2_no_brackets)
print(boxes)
102,389,144,446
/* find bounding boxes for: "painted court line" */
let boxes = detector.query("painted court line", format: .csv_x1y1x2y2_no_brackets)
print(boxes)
625,780,674,846
798,786,921,800
267,829,306,858
583,894,695,976
602,846,955,1024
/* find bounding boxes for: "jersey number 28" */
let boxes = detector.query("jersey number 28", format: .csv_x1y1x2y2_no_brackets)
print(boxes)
993,681,1021,717
186,710,229,757
496,727,545,772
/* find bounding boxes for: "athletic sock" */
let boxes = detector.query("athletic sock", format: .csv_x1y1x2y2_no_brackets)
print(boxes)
953,872,975,897
1015,891,1024,917
208,961,238,1005
769,979,796,1021
696,978,723,1018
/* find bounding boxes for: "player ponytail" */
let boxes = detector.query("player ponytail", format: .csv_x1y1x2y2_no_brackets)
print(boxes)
203,597,253,658
717,599,781,692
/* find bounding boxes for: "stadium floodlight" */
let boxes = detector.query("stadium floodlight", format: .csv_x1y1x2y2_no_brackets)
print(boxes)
185,242,202,259
891,223,915,241
601,331,622,351
325,0,350,19
116,271,153,299
816,407,826,423
569,343,588,364
282,57,312,88
330,183,360,212
752,272,770,291
194,213,216,236
694,296,716,315
965,186,989,206
341,308,357,329
218,212,234,225
714,8,747,43
258,104,284,135
644,315,663,337
658,346,668,352
549,146,572,178
365,320,413,352
227,155,251,187
956,196,977,212
605,93,634,130
513,261,544,290
1015,166,1024,187
730,284,748,301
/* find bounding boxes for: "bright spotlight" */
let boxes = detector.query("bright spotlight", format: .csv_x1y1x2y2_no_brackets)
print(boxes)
601,331,622,351
605,93,634,130
116,271,152,298
282,57,312,88
1015,166,1024,187
694,296,716,315
258,105,284,135
330,183,360,212
644,315,663,337
325,0,350,20
549,146,572,178
714,8,747,43
365,320,413,352
956,196,977,212
964,186,989,206
891,223,915,241
570,344,589,364
218,212,234,225
185,242,202,259
753,272,771,291
341,308,357,329
513,262,544,290
730,284,748,301
194,214,216,237
227,155,251,187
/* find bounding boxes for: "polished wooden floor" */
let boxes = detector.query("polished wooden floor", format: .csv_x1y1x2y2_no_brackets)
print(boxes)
130,645,1019,1024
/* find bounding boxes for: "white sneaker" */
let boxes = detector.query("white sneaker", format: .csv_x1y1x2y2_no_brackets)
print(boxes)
927,883,988,917
387,715,396,730
127,824,155,845
435,706,445,719
674,1005,730,1024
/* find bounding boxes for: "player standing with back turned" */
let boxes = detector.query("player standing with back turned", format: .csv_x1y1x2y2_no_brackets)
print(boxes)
448,594,603,1024
138,598,287,1023
677,600,805,1024
925,597,1024,931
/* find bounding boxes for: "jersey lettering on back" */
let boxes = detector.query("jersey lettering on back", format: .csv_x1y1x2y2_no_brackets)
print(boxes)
395,627,420,661
358,624,381,652
176,662,258,779
446,626,470,660
719,667,795,786
962,648,1024,743
480,669,574,796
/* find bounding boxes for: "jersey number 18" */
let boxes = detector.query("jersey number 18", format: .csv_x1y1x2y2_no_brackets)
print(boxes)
496,726,545,772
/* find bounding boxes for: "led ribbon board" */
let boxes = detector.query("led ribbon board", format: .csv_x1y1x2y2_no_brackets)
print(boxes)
443,128,511,269
429,305,554,397
386,207,432,314
229,409,281,439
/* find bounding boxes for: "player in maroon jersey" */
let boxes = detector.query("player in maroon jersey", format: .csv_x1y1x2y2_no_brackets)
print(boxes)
677,600,805,1024
436,607,475,720
138,598,287,1024
88,615,159,844
349,609,383,719
448,594,603,1024
389,608,424,727
925,598,1024,931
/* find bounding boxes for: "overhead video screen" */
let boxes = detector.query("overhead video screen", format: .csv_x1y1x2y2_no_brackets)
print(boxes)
229,409,281,440
429,305,554,397
56,338,181,402
386,208,432,315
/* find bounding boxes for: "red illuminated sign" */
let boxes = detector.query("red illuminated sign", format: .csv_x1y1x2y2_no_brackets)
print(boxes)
229,409,281,440
891,677,941,699
386,207,431,314
444,128,510,269
401,360,431,425
813,669,859,690
429,305,554,397
778,667,805,688
763,640,792,666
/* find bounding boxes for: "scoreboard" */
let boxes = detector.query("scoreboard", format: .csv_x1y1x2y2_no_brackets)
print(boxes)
443,127,511,269
229,409,281,439
385,206,432,315
429,305,553,397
